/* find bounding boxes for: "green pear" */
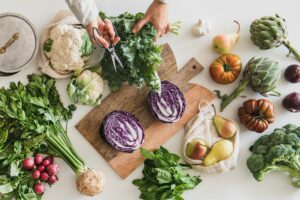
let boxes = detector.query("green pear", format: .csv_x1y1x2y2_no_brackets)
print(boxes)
204,139,233,166
213,114,237,139
186,139,208,160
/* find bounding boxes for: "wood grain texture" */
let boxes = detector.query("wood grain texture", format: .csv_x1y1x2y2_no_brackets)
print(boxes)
76,43,214,178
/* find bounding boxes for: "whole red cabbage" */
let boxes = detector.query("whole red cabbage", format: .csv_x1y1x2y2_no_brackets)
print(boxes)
148,81,186,123
100,111,144,152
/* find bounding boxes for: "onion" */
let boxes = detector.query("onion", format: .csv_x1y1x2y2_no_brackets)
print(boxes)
282,92,300,113
284,65,300,83
100,111,144,152
148,81,186,123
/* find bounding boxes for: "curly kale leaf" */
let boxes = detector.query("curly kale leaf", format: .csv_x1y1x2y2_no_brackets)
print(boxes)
100,12,162,92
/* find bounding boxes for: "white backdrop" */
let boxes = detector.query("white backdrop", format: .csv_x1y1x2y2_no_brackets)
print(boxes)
1,0,300,199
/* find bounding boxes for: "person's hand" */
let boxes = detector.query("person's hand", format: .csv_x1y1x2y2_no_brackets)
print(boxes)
86,16,120,48
132,0,170,40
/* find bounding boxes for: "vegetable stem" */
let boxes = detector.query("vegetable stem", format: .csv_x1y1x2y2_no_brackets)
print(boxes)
283,40,300,62
220,79,249,111
47,135,84,173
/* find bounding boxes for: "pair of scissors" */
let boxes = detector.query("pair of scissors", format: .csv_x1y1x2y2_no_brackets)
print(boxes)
92,27,124,72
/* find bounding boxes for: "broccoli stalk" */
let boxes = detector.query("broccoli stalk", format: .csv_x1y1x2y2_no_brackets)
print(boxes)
247,124,300,188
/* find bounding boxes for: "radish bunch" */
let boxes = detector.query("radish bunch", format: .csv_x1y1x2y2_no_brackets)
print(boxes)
22,154,59,194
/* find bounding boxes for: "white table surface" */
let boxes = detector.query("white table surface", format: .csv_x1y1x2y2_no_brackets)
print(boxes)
1,0,300,199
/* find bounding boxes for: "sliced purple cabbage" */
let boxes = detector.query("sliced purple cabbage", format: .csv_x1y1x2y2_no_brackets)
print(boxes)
100,111,144,153
148,81,186,123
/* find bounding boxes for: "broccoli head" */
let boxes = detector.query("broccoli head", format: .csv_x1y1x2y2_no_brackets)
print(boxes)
247,124,300,188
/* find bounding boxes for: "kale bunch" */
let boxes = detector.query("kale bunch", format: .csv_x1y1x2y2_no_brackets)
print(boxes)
247,124,300,187
100,12,162,92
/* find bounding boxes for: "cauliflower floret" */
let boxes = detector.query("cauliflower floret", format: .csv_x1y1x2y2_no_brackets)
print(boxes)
67,70,104,106
45,24,92,73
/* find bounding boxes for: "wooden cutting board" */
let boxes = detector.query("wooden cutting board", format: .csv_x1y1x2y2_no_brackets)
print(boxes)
76,44,214,178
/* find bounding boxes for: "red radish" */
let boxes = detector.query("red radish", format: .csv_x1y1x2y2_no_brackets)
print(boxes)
47,164,59,176
40,172,49,181
22,157,35,170
41,159,50,167
32,170,41,180
44,156,53,164
34,154,43,165
34,183,44,194
47,175,58,184
37,165,45,172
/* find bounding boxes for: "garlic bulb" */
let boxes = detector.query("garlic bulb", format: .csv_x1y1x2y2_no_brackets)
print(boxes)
191,19,211,37
183,101,239,174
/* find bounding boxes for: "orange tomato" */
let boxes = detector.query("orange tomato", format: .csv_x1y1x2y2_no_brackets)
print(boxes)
209,54,242,84
238,99,275,133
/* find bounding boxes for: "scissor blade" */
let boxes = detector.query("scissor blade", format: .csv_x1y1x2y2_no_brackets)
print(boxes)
112,51,124,69
111,54,117,72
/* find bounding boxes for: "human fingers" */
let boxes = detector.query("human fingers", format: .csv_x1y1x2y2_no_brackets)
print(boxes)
132,16,149,33
165,23,171,35
104,19,116,39
112,37,120,46
93,32,109,49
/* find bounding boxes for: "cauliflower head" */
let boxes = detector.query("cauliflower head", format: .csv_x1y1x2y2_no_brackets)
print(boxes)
67,70,104,106
43,24,93,74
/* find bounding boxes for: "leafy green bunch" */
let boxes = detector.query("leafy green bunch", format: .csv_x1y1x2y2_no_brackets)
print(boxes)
247,124,300,187
133,147,201,200
100,12,162,92
0,74,87,199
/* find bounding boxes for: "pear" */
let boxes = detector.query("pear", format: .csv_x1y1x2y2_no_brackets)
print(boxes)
212,21,240,54
186,139,208,160
213,114,237,139
204,139,233,166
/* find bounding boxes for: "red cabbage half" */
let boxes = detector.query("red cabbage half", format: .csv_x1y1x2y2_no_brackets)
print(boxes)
148,81,186,123
100,111,144,152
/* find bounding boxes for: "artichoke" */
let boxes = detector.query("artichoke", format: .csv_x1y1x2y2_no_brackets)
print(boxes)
216,57,281,111
250,14,300,62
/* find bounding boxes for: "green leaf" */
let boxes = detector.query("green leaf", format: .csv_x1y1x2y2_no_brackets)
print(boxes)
43,38,53,52
81,32,93,57
0,192,15,200
100,12,162,92
0,126,8,145
155,168,173,183
0,182,14,194
0,74,83,197
140,148,155,160
9,160,20,177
